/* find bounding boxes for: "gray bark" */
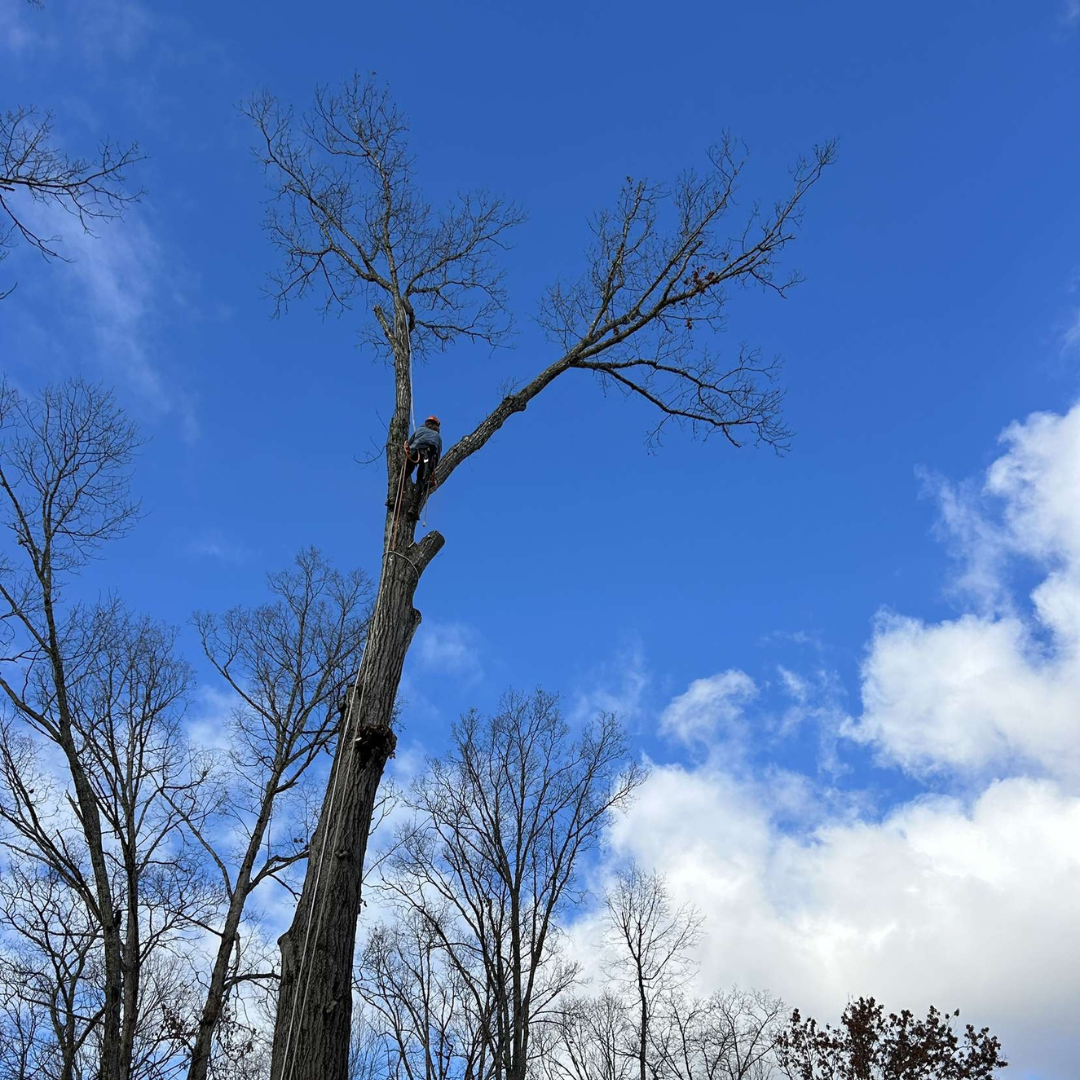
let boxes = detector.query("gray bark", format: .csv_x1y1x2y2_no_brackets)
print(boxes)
268,459,443,1080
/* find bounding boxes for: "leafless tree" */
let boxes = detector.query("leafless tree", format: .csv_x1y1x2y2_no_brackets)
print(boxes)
245,74,832,1080
604,867,703,1080
0,600,219,1080
181,549,371,1080
653,990,785,1080
543,987,784,1080
0,378,143,1080
0,856,102,1080
539,993,636,1080
353,912,485,1080
368,692,642,1080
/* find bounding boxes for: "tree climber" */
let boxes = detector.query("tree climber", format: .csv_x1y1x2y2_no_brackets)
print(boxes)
404,415,441,517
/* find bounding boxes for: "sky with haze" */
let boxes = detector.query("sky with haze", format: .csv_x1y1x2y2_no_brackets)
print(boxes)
3,1,1080,1076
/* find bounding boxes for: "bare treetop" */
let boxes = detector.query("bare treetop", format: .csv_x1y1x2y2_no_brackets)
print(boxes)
248,74,834,471
244,78,526,361
0,380,140,580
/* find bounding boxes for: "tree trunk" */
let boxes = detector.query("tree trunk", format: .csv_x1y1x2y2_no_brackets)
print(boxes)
269,498,443,1080
188,793,275,1080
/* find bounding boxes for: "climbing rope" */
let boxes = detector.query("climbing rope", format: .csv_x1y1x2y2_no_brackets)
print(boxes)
279,324,425,1080
405,314,416,436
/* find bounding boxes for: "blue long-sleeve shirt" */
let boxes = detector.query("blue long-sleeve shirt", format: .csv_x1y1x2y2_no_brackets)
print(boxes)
407,425,442,460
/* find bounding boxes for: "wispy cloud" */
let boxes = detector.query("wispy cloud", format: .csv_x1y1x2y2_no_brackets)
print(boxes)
415,620,484,683
0,2,42,54
1063,306,1080,352
73,0,154,65
187,530,253,565
570,642,650,726
8,196,199,440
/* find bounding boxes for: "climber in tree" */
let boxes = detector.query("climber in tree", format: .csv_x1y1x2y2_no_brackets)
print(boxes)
404,415,441,516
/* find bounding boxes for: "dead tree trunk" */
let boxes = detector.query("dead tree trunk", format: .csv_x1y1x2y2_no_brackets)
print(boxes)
269,467,443,1080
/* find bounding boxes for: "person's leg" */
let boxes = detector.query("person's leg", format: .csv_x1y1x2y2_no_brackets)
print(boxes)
415,452,431,490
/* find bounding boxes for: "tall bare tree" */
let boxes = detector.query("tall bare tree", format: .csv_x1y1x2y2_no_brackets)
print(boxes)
182,550,371,1080
373,692,642,1080
244,75,833,1080
0,855,103,1080
0,378,143,1080
0,597,218,1080
604,867,703,1080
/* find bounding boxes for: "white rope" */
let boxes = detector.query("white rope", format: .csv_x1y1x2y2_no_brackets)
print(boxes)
406,317,416,436
279,321,416,1080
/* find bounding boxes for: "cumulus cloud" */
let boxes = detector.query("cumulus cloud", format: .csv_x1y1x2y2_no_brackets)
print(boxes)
603,764,1079,1079
850,405,1080,783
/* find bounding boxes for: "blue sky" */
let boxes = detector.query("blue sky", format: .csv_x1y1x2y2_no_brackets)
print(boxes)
4,1,1080,1076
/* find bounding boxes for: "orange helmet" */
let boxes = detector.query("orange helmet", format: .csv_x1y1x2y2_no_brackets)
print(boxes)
425,415,441,429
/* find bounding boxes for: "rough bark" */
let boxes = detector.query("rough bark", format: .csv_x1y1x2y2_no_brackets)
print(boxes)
269,471,443,1080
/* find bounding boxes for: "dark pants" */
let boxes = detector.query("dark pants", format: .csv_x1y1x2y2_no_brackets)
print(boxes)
405,450,436,492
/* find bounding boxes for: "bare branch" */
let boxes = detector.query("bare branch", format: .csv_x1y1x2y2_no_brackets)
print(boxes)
0,106,144,296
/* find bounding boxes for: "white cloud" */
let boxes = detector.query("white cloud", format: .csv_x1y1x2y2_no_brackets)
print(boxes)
599,758,1080,1080
659,670,757,748
6,195,199,440
1064,307,1080,351
570,642,650,725
61,213,199,441
185,684,241,754
849,404,1080,783
576,400,1080,1079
